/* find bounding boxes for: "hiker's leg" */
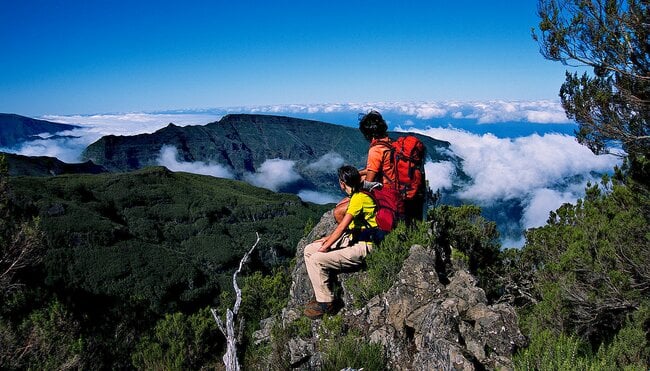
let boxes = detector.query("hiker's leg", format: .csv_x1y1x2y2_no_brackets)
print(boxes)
307,241,372,302
304,241,332,302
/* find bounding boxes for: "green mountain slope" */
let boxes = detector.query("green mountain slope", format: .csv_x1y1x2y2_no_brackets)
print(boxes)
2,151,107,176
9,167,328,313
0,113,79,147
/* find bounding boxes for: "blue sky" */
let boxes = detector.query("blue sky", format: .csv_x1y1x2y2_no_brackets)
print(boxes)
0,0,570,116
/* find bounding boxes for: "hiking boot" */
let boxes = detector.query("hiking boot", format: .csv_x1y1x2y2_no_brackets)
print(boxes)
303,301,334,320
305,299,320,309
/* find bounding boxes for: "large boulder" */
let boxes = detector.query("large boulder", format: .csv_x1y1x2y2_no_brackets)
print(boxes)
258,214,527,370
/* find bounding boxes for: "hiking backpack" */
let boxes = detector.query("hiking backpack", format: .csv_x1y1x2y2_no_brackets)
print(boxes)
361,186,400,232
374,135,426,200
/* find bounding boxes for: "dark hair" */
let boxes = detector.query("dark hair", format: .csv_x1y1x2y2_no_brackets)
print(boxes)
358,110,388,141
338,165,362,192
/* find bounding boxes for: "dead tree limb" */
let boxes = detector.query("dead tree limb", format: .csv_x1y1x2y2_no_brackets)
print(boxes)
211,232,260,371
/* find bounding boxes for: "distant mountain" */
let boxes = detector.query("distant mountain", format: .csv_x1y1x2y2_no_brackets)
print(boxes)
82,114,467,194
2,152,107,176
0,113,79,147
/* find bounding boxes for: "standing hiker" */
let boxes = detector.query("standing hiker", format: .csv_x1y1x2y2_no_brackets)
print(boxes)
358,110,427,225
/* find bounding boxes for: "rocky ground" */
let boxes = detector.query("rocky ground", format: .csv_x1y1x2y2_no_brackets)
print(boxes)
254,211,527,370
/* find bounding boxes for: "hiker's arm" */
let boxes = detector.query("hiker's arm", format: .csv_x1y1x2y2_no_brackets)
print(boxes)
318,213,353,252
364,169,378,182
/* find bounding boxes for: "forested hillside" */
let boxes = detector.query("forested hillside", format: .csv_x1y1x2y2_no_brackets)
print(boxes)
1,164,328,368
2,151,107,176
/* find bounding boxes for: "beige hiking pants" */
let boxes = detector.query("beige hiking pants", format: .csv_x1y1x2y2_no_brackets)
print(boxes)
304,234,373,303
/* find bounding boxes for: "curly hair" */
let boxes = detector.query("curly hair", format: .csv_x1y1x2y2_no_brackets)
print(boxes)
358,110,388,141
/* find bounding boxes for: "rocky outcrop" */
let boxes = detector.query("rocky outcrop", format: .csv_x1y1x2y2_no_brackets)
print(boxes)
255,212,527,370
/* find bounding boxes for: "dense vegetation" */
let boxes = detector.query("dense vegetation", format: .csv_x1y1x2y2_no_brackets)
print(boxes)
0,162,328,369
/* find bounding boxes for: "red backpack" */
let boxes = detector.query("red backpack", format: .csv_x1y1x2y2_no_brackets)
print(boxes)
373,135,426,200
362,186,400,232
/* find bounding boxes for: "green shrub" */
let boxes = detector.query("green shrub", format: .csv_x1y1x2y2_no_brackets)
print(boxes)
320,331,387,371
514,308,650,371
593,303,650,370
514,329,594,371
131,307,220,370
429,204,501,296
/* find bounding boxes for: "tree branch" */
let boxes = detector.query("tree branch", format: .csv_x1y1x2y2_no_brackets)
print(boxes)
211,232,261,371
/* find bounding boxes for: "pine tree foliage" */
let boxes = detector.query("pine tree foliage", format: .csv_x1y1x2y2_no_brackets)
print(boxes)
0,154,42,297
521,172,649,344
534,0,649,168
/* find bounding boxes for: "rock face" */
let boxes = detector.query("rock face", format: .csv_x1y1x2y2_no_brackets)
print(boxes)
258,212,527,370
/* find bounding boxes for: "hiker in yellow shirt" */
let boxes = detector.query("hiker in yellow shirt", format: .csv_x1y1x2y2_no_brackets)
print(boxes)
303,165,379,319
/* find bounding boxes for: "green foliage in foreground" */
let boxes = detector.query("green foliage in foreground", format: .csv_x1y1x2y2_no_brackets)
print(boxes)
131,307,220,370
512,171,650,368
520,174,649,342
430,204,502,294
514,304,650,370
320,330,386,371
2,166,327,368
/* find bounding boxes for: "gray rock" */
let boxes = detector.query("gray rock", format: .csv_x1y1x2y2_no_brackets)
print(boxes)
262,214,526,370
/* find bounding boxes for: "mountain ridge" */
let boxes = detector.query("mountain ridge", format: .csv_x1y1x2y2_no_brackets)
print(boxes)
0,113,79,147
82,113,466,194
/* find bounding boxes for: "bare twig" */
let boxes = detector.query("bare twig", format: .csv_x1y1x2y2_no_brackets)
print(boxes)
211,232,261,371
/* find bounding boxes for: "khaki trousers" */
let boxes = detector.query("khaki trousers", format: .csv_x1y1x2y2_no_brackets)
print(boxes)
304,235,373,303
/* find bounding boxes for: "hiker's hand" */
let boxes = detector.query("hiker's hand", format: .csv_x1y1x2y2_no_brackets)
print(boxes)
318,244,330,253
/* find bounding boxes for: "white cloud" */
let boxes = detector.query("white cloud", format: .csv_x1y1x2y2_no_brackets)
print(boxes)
243,158,302,191
234,100,572,124
156,145,234,179
305,152,345,173
522,188,578,229
414,128,620,203
42,113,221,136
424,160,455,191
297,190,340,204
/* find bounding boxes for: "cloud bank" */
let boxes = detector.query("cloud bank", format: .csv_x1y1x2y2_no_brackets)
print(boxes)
415,128,618,202
305,152,345,173
406,127,620,245
236,100,572,124
243,159,302,192
156,146,234,179
297,190,340,205
424,160,455,192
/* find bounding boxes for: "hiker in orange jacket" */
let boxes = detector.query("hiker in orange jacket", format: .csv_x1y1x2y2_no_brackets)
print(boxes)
358,110,426,225
358,110,396,185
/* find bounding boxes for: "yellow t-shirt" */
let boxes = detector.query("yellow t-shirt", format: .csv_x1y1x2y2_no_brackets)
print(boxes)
346,191,377,230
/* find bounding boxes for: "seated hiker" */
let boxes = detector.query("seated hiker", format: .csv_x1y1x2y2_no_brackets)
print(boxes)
303,165,380,319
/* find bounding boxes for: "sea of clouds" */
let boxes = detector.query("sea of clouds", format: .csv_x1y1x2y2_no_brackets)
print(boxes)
1,101,621,246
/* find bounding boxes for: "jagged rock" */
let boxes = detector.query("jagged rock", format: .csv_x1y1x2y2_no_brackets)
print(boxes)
287,209,338,309
288,337,314,367
265,214,526,370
